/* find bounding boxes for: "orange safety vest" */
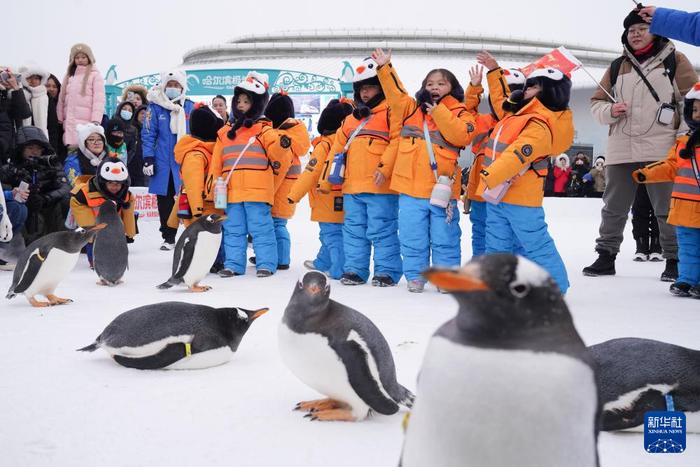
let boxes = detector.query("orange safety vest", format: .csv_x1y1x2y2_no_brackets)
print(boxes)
399,107,464,156
221,122,270,174
482,114,550,177
672,145,700,202
467,113,499,202
81,184,107,216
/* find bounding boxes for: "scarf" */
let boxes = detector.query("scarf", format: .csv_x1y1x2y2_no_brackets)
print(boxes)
23,85,49,137
81,148,107,168
147,86,187,141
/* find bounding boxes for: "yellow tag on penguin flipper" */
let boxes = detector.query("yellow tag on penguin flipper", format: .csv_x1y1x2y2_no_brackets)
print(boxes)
184,342,192,357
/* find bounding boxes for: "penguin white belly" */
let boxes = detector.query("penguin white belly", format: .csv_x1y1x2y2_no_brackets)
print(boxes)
182,232,220,287
103,335,193,358
165,346,234,370
402,337,598,467
25,249,79,297
278,324,370,419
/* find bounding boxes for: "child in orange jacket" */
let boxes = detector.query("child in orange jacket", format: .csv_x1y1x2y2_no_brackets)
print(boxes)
253,92,311,270
206,72,292,278
477,67,574,294
634,84,700,298
463,57,526,258
373,48,476,292
288,99,354,279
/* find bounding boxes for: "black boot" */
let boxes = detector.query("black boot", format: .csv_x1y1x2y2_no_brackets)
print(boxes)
669,282,692,297
660,259,678,282
648,236,663,262
633,236,649,262
582,251,617,276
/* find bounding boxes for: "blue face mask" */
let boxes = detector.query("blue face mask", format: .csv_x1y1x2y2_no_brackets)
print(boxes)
164,87,181,100
120,110,133,121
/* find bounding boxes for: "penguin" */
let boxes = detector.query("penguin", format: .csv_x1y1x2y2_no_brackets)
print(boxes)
94,200,128,286
78,301,267,370
279,271,414,421
401,254,600,467
589,337,700,433
6,225,106,307
156,214,227,292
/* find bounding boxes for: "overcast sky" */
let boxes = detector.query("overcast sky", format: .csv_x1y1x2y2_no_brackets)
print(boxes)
6,0,700,82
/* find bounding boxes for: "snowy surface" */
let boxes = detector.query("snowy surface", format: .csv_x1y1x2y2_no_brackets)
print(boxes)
1,197,698,466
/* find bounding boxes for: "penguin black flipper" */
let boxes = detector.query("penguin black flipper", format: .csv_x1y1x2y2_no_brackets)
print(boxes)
12,246,52,294
172,236,196,281
602,390,666,431
330,339,400,415
113,343,188,370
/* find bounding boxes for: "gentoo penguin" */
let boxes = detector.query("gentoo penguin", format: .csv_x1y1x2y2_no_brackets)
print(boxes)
94,200,128,286
279,271,414,421
590,337,700,433
401,254,600,467
6,225,106,307
156,214,227,292
78,301,267,370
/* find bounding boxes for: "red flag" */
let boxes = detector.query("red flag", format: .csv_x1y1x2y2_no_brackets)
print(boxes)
521,47,582,78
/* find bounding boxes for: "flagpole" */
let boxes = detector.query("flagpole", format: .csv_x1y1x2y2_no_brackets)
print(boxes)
578,63,617,103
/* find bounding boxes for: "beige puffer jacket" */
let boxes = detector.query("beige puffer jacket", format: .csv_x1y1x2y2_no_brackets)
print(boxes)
590,41,698,165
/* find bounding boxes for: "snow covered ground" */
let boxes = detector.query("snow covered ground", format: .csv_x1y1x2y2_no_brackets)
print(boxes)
1,197,698,466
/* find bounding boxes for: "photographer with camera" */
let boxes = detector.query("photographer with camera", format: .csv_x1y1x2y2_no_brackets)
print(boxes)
0,67,32,162
0,126,70,245
583,9,698,281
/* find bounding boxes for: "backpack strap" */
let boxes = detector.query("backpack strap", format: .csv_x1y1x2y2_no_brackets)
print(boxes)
608,52,677,100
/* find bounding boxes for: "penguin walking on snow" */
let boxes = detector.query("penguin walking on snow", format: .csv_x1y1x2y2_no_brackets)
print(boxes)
157,214,226,292
590,337,700,433
6,225,106,307
94,201,128,286
279,271,414,421
401,254,600,467
78,301,267,369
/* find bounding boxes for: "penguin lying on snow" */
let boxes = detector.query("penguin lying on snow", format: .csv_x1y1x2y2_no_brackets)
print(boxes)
6,225,106,307
157,214,226,292
279,271,414,421
78,301,267,369
590,337,700,433
94,201,128,286
401,254,600,467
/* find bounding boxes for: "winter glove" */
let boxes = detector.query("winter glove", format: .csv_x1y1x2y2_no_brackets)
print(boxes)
633,170,646,183
125,236,134,244
143,159,155,177
25,193,47,210
582,173,593,183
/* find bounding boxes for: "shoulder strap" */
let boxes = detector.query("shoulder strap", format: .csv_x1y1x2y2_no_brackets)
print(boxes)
609,56,625,95
422,121,439,182
663,52,677,85
343,117,371,152
628,59,662,103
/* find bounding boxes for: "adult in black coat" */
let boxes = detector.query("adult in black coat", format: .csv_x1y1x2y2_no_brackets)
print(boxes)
46,74,67,163
0,70,32,162
128,104,148,187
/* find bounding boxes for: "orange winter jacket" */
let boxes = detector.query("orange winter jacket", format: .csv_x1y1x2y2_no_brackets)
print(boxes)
477,98,574,207
636,135,700,228
323,101,399,195
272,119,311,219
206,120,291,205
288,135,344,224
486,67,512,121
171,135,221,227
465,83,499,202
376,63,476,199
70,178,137,238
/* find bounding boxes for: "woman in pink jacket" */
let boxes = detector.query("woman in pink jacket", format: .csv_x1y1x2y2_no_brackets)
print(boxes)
57,43,105,149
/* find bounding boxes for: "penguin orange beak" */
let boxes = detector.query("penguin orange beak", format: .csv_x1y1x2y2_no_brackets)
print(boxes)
215,215,228,222
251,308,268,320
423,267,490,292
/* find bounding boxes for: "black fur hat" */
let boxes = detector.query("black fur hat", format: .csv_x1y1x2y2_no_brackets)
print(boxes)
525,67,572,112
264,92,295,129
228,72,270,139
190,103,224,142
317,98,354,135
623,9,646,30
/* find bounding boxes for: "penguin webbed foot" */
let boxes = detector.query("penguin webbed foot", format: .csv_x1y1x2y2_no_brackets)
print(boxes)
189,284,212,293
28,296,51,307
46,294,73,306
294,398,347,413
306,408,356,422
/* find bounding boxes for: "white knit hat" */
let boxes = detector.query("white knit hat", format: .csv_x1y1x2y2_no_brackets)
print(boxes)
77,123,105,165
160,69,188,93
236,71,269,95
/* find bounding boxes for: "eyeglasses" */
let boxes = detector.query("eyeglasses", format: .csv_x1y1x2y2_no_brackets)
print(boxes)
86,138,103,144
628,26,650,35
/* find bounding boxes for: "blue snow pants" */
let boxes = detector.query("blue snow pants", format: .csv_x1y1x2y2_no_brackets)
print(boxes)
314,222,345,280
343,193,402,283
469,200,486,258
224,202,277,274
485,202,569,294
676,226,700,286
273,217,290,266
399,194,461,282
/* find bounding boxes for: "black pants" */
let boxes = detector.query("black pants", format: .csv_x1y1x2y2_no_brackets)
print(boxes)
157,175,177,243
631,184,659,240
